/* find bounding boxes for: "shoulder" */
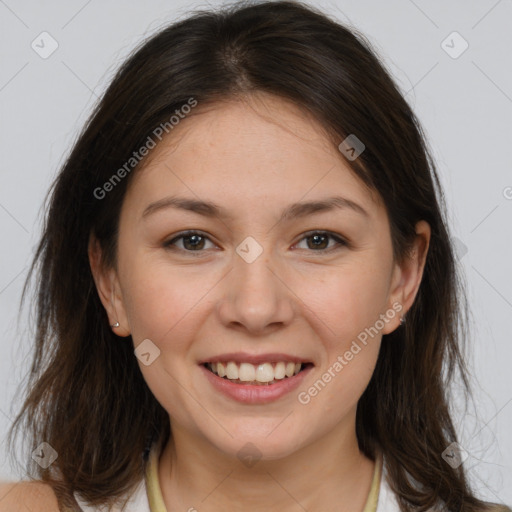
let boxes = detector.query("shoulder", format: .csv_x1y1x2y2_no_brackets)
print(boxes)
378,457,511,512
0,480,60,511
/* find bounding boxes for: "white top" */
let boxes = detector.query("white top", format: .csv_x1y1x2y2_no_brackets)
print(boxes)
376,465,401,511
73,451,404,512
74,475,403,512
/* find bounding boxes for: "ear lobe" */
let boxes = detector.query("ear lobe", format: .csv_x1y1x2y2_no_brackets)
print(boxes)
88,234,131,337
382,220,431,334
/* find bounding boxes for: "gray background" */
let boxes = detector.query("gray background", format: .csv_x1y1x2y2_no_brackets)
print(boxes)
1,0,511,505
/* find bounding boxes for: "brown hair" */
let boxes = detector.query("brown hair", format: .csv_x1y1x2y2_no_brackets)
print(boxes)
7,1,510,511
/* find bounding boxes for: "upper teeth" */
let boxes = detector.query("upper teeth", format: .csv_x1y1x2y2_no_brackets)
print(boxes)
208,361,302,382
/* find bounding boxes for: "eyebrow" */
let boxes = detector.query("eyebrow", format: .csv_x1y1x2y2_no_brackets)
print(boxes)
141,195,369,222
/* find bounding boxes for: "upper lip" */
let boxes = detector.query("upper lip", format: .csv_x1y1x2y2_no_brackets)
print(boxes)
199,352,313,365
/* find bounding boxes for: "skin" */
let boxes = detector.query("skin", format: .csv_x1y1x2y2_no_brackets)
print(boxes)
89,92,430,512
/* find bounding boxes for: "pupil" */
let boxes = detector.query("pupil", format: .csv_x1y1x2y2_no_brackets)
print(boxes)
185,234,203,250
310,234,327,249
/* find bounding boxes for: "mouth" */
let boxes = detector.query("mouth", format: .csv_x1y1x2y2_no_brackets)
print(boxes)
202,361,314,386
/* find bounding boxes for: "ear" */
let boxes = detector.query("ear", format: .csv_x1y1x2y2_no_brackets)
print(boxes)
88,233,131,337
381,220,431,334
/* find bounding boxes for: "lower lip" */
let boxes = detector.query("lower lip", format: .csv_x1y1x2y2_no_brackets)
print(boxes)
200,364,313,404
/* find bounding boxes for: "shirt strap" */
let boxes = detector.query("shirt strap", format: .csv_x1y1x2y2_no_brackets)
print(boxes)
145,437,167,512
362,449,383,512
145,441,383,512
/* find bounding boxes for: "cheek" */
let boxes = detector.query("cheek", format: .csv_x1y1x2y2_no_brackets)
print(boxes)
292,260,389,405
298,261,391,344
119,257,214,423
120,253,214,342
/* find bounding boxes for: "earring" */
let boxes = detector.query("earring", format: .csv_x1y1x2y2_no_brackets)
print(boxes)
111,321,120,328
399,315,406,325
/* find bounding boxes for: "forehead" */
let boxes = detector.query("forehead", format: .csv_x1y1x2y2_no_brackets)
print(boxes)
124,94,383,218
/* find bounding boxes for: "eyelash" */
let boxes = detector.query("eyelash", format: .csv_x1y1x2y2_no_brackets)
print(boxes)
163,230,348,256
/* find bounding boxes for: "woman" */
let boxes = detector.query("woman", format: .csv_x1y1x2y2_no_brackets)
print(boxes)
2,1,510,511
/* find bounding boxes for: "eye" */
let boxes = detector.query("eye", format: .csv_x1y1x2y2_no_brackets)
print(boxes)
163,230,216,254
294,231,347,252
163,230,348,255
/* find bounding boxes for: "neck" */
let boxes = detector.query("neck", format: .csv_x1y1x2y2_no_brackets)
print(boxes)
157,412,377,512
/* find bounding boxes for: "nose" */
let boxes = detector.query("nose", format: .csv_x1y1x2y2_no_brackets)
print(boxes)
216,247,295,335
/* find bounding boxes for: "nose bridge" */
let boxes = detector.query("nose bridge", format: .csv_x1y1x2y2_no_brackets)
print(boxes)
217,235,294,332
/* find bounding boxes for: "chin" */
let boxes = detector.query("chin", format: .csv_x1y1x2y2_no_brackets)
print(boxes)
208,427,305,463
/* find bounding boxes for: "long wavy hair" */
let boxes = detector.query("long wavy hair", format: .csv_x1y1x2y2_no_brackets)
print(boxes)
7,1,510,511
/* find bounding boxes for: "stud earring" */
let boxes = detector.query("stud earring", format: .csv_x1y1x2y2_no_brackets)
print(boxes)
399,315,406,325
111,321,120,328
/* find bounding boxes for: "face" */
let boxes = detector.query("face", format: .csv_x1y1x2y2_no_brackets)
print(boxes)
90,93,429,462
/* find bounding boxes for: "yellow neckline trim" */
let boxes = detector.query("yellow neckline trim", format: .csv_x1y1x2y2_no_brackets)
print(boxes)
145,437,167,512
362,449,383,512
145,440,383,512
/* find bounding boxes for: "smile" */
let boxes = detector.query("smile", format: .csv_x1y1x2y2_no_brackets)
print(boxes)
204,361,313,385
